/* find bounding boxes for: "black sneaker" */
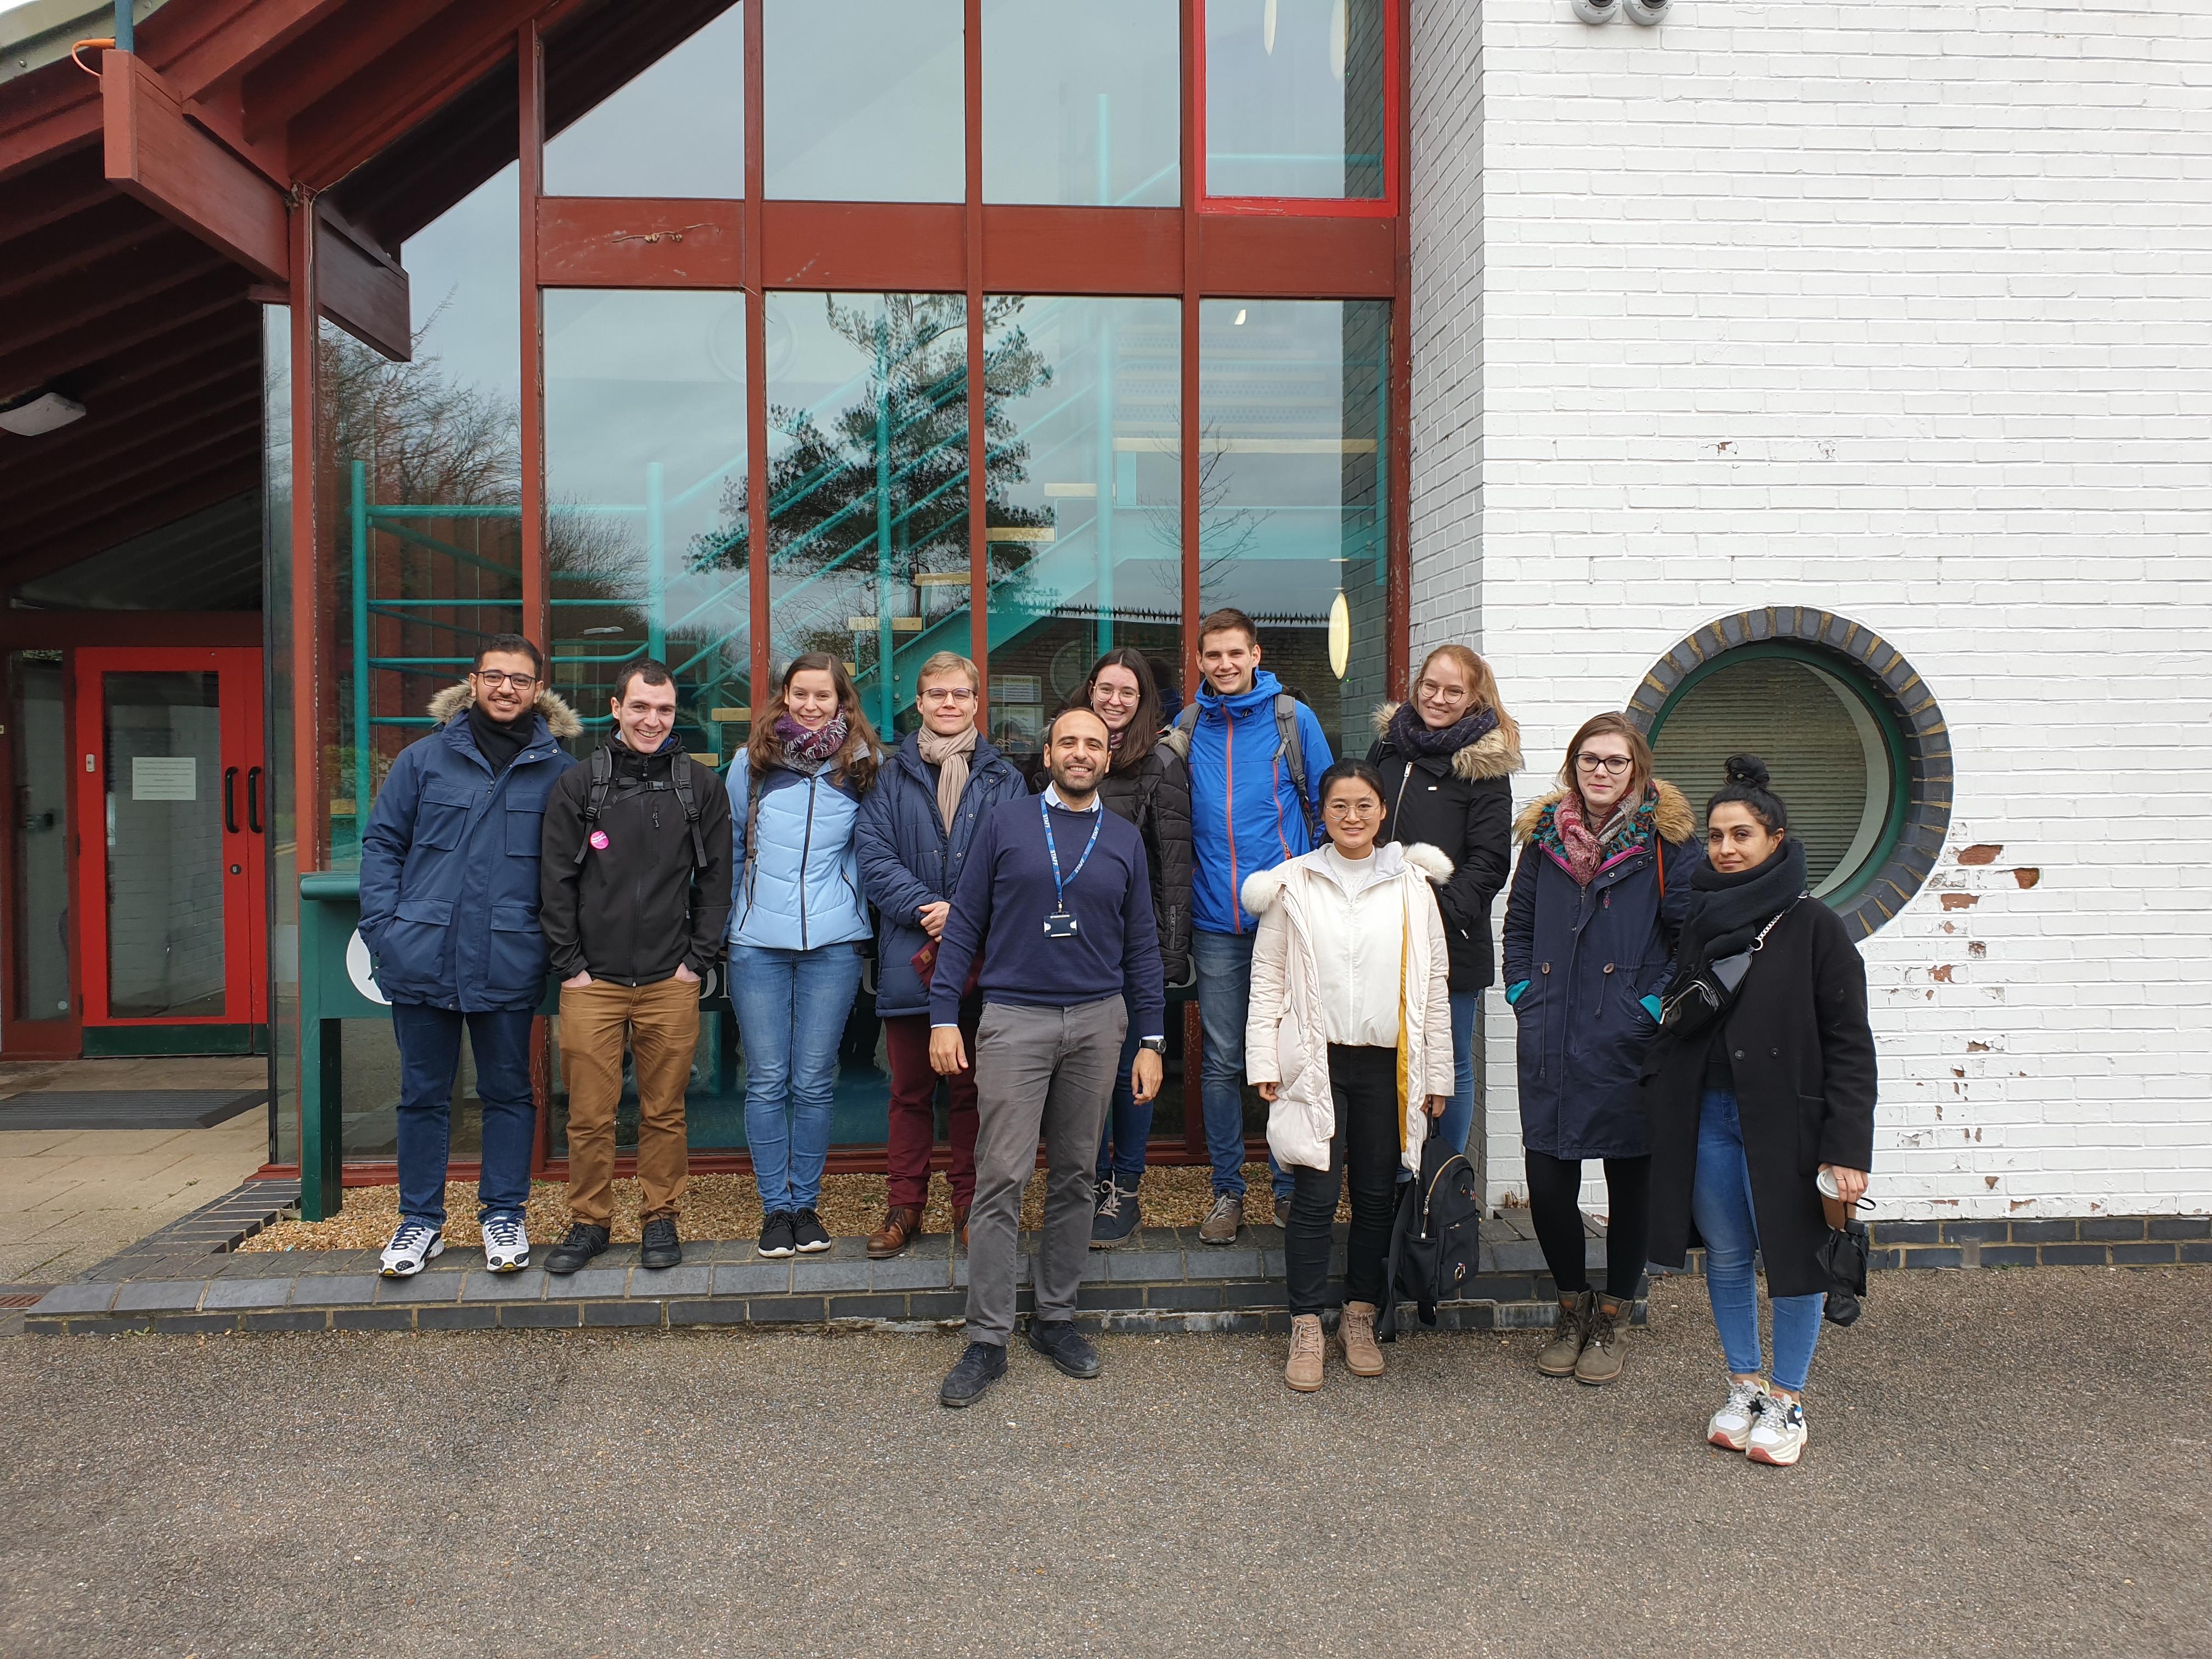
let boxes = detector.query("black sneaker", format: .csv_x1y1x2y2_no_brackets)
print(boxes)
639,1216,682,1271
1026,1318,1102,1379
791,1209,831,1254
758,1211,797,1259
938,1341,1008,1408
543,1222,609,1276
1090,1176,1141,1249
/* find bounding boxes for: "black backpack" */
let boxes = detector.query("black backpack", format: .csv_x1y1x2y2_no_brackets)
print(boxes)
1377,1132,1483,1341
1159,693,1319,835
573,742,708,871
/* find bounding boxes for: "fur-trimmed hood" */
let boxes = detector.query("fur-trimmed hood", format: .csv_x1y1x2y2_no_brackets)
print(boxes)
427,680,584,739
1371,702,1523,782
1239,840,1453,917
1514,778,1695,847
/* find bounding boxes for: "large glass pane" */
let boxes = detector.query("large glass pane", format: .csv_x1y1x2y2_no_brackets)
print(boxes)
981,0,1180,206
334,166,524,864
1198,298,1387,761
103,672,226,1020
764,0,963,202
545,289,751,761
762,291,969,737
1205,0,1386,200
8,652,72,1026
982,296,1182,764
544,3,746,198
263,304,299,1163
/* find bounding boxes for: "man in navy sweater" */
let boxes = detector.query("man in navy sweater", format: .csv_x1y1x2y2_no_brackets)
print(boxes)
929,708,1166,1407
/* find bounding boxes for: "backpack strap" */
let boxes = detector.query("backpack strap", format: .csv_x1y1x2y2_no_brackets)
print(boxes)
1274,693,1318,835
669,751,708,871
1158,702,1199,761
572,743,616,867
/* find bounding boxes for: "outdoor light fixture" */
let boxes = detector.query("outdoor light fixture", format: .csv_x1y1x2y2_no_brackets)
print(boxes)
0,390,86,436
1234,308,1248,325
1328,590,1351,680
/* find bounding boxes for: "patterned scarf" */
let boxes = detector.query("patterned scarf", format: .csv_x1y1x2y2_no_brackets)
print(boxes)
775,710,849,775
915,723,977,832
1547,785,1656,887
1386,701,1497,761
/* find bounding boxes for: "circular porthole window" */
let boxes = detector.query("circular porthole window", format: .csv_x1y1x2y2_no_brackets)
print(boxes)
1629,609,1951,936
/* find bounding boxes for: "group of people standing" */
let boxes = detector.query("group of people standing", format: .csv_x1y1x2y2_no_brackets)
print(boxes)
356,608,1875,1466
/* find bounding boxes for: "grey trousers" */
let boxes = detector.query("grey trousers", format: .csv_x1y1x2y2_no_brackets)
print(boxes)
965,995,1127,1345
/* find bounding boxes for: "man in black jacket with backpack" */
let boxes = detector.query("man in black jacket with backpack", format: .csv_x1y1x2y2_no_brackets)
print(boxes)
539,661,732,1273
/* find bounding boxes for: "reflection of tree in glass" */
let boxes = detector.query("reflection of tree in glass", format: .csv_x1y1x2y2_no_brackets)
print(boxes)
691,295,1051,661
1148,420,1265,606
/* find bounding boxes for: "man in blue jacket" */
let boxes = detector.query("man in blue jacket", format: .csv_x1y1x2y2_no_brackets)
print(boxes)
854,651,1029,1259
357,635,580,1278
1162,608,1333,1244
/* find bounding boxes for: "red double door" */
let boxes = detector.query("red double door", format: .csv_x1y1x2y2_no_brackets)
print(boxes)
67,647,269,1037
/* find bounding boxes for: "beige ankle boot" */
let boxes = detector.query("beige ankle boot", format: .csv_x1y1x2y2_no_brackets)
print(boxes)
1339,1301,1385,1376
1536,1289,1594,1376
1285,1314,1326,1391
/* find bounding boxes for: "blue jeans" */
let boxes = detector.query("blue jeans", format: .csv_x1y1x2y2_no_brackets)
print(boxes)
730,941,864,1214
1437,989,1479,1160
1194,928,1290,1202
1095,994,1147,1183
1694,1087,1824,1392
390,1002,537,1228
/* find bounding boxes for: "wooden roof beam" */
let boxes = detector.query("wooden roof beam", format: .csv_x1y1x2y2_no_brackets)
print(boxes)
104,49,289,283
0,465,259,592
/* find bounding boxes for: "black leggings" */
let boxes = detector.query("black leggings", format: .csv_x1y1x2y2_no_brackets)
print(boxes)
1525,1148,1650,1303
1284,1046,1401,1317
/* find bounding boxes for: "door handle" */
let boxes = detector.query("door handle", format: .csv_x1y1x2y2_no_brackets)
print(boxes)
224,766,240,833
247,766,263,834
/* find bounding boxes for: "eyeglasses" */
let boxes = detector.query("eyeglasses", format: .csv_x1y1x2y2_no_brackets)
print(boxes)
473,670,540,690
1575,753,1632,776
1415,680,1468,702
1324,799,1381,818
918,686,975,704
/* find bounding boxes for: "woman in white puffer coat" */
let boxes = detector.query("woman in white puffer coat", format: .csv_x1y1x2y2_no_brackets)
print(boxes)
1244,758,1456,1393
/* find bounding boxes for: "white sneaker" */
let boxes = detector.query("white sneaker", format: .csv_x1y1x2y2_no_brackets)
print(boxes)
482,1215,530,1273
1707,1376,1767,1452
380,1220,445,1278
1746,1393,1810,1466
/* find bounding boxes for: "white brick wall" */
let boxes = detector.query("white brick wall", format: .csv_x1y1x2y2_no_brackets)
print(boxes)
1410,0,2212,1218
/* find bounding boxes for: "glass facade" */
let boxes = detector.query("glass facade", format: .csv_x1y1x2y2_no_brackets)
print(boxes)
267,2,1407,1171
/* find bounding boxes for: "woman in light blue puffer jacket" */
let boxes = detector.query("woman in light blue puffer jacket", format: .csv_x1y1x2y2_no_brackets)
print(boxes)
726,653,885,1259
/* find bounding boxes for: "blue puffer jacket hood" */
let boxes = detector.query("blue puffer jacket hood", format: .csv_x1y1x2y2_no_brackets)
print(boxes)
1183,670,1335,935
855,731,1030,1018
357,681,583,1012
726,749,877,952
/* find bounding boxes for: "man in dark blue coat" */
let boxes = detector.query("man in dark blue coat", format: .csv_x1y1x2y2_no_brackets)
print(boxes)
357,635,580,1279
853,652,1029,1258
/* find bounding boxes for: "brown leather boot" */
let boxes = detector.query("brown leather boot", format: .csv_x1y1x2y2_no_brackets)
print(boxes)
1339,1301,1385,1377
1285,1314,1326,1392
952,1205,970,1252
866,1205,924,1260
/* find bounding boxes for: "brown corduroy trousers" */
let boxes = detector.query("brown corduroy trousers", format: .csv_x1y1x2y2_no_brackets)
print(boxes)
558,975,699,1226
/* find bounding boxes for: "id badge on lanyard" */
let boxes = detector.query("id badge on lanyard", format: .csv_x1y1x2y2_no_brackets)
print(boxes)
1040,797,1101,940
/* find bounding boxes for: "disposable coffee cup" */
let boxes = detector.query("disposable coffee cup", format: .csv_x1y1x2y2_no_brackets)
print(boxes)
1816,1166,1850,1231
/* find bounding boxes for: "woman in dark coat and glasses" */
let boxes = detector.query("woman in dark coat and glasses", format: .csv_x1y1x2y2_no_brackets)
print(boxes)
1640,755,1876,1469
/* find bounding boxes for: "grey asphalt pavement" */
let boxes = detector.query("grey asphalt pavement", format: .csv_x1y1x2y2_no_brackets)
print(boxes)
2,1266,2208,1659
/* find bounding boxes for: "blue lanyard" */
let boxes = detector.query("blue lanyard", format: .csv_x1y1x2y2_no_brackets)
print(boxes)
1040,795,1102,913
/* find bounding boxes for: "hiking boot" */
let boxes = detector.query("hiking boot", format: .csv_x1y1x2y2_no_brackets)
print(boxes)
1707,1376,1767,1452
1339,1300,1385,1378
1090,1177,1141,1248
1285,1314,1326,1392
639,1216,682,1271
952,1205,970,1251
481,1214,529,1273
1536,1289,1593,1376
544,1222,610,1276
1747,1394,1809,1466
867,1205,925,1260
791,1209,831,1254
938,1341,1007,1408
1198,1192,1244,1245
1576,1296,1628,1386
1026,1319,1102,1379
757,1211,796,1259
379,1220,443,1279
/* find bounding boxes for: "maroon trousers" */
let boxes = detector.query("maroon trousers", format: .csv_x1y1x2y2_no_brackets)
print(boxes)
882,1008,980,1210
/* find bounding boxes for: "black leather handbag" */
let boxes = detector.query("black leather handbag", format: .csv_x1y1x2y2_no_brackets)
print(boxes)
1816,1214,1871,1327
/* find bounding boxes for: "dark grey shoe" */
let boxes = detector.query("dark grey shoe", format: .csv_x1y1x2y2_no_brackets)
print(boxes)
939,1341,1008,1408
1027,1319,1101,1379
639,1216,682,1271
544,1223,609,1277
1197,1192,1244,1245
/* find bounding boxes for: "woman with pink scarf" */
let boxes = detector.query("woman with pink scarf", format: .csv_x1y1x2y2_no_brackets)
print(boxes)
1500,712,1701,1388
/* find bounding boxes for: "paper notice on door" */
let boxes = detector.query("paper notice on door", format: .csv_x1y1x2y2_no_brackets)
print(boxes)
131,756,197,801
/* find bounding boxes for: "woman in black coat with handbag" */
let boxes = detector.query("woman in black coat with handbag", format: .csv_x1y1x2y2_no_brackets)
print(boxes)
1368,644,1520,1165
1051,648,1193,1246
1641,755,1876,1469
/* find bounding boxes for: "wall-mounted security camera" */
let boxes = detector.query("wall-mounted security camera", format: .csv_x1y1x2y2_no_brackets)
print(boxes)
1576,0,1667,21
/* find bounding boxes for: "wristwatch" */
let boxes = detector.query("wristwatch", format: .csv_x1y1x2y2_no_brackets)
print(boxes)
1138,1037,1167,1056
